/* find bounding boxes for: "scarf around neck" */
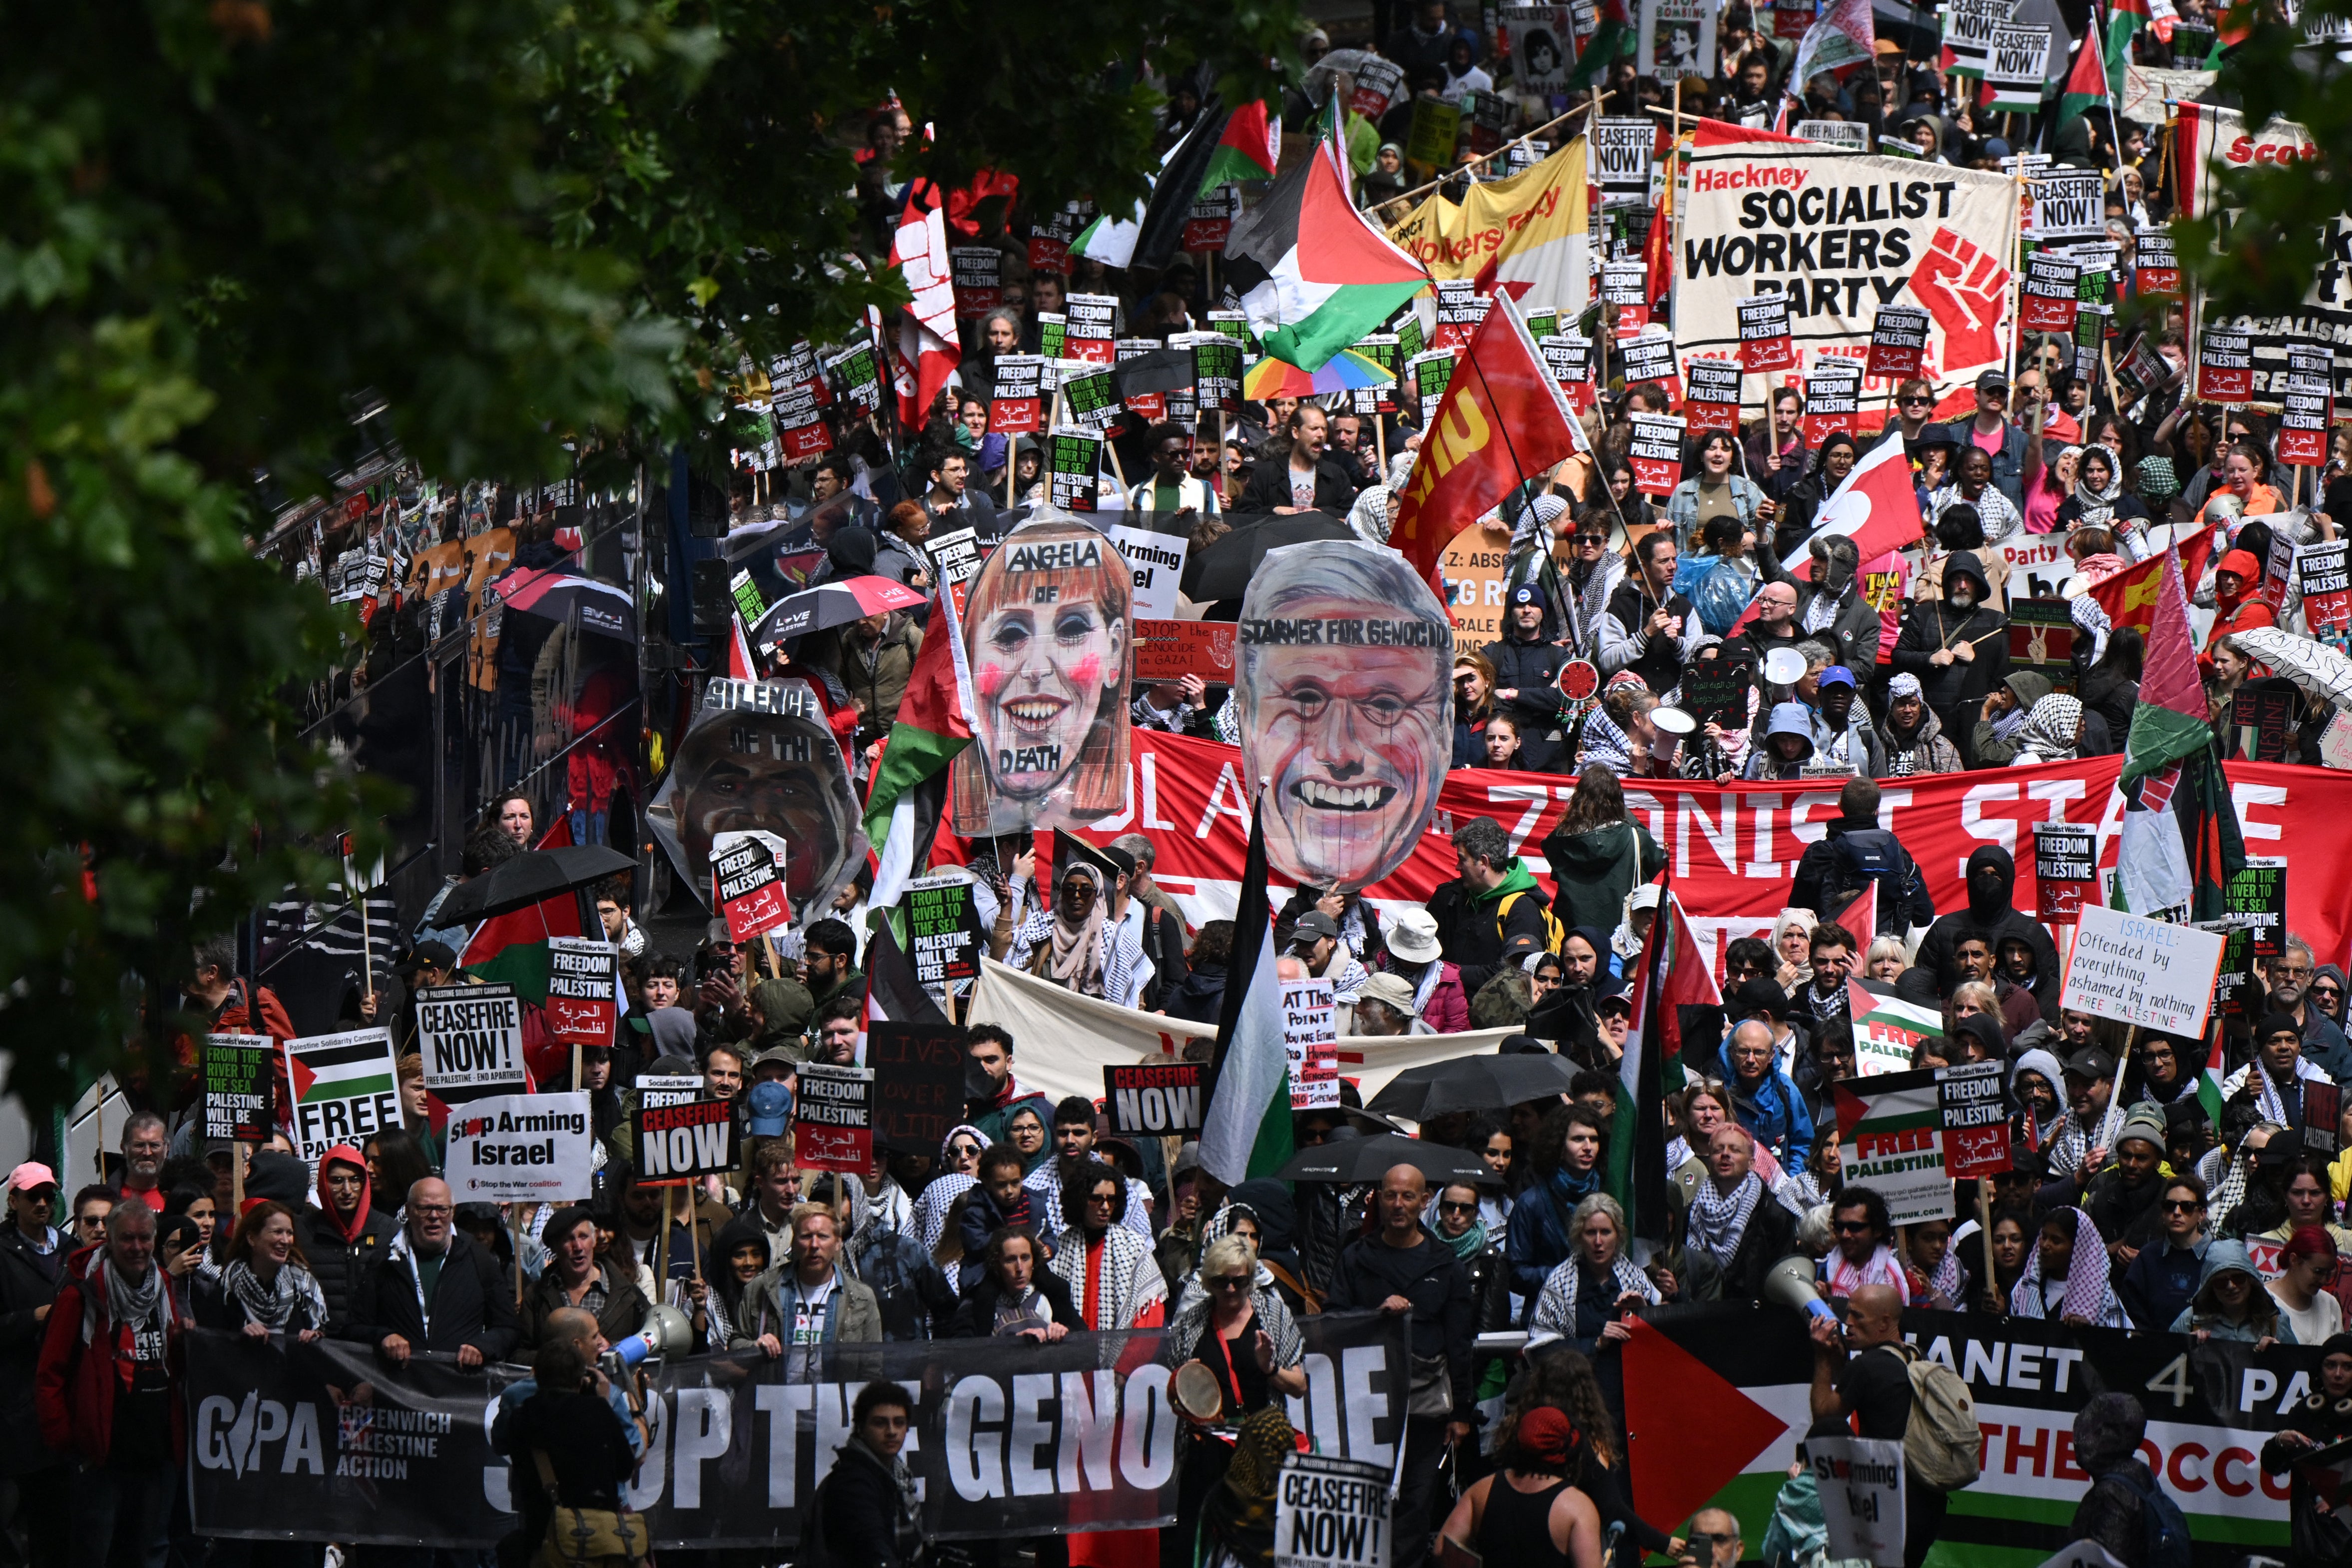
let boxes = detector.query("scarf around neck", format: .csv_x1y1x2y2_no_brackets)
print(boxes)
1438,1218,1488,1260
1686,1172,1764,1265
1042,867,1108,995
223,1258,327,1330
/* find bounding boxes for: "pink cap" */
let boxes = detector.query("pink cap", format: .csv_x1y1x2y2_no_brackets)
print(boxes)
5,1162,57,1195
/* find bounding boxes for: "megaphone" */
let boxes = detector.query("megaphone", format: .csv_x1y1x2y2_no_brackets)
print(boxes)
609,1303,696,1370
1762,1255,1839,1323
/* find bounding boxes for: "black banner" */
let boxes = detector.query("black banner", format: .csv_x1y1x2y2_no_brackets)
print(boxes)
187,1313,1411,1548
1104,1063,1204,1137
866,1021,967,1152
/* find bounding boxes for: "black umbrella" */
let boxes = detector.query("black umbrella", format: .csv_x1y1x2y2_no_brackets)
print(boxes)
1271,1133,1499,1186
435,845,639,924
1365,1053,1581,1123
1180,510,1358,604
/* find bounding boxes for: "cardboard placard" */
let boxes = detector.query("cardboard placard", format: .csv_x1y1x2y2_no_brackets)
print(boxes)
906,874,983,995
1638,0,1718,84
634,1096,738,1182
1102,518,1190,619
1059,365,1125,432
1737,291,1794,372
2006,599,2076,684
2059,904,2227,1036
1808,1436,1907,1568
866,1022,967,1152
1407,350,1458,423
2214,925,2258,1019
1191,334,1242,414
1048,427,1103,512
2031,823,2097,922
1775,0,1818,38
1849,982,1945,1078
1627,412,1686,497
1802,357,1862,446
1182,186,1240,255
2020,252,2081,334
2197,327,2254,403
1679,643,1753,733
1273,1453,1391,1568
1987,27,2052,113
1404,96,1462,171
1349,56,1405,120
2112,335,2174,406
2304,1082,2343,1155
1592,118,1655,206
1683,356,1744,433
1103,1063,1205,1138
1282,978,1339,1109
2279,345,2333,466
1618,331,1679,397
794,1063,875,1173
414,983,527,1099
1796,120,1872,152
2233,683,2302,764
1348,334,1400,417
1938,1060,2012,1178
444,1092,594,1205
1942,0,2012,72
2032,169,2105,241
712,829,791,943
2296,540,2352,642
1133,618,1238,683
1865,305,1931,381
1035,312,1068,362
1540,333,1596,412
2136,226,2180,295
826,343,885,415
950,247,1001,320
1432,280,1490,353
203,1034,278,1144
1063,294,1118,363
2224,859,2287,958
544,936,618,1047
1028,205,1081,275
989,355,1046,436
1837,1065,1957,1220
282,1028,404,1163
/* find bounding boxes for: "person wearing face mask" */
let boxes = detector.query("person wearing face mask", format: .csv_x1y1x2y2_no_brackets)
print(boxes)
1892,550,2009,756
1791,534,1884,682
1489,585,1574,768
1908,845,2061,1014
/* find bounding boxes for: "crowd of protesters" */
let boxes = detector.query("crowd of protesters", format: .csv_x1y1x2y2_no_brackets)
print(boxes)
13,7,2352,1568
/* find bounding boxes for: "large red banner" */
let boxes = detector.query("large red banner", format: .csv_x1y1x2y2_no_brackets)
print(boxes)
931,731,2352,974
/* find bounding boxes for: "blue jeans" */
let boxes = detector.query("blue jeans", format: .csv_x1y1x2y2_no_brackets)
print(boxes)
67,1461,174,1568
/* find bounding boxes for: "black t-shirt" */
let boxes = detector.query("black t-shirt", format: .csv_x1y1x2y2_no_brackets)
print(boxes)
1836,1344,1915,1443
111,1321,174,1467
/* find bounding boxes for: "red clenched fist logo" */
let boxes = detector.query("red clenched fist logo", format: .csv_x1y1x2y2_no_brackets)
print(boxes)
1909,226,2010,373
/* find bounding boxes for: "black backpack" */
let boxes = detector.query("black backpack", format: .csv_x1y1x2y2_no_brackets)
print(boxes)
1824,827,1921,935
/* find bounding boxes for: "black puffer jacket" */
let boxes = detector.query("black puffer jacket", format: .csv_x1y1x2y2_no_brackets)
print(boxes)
295,1204,396,1332
0,1221,65,1477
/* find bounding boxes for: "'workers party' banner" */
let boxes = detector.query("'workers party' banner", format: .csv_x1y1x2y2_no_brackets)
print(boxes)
188,1314,1410,1547
932,730,2352,976
1625,1306,2314,1566
1674,131,2020,414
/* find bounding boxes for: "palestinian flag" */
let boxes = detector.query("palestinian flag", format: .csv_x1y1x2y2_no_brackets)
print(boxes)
1607,881,1714,1241
1845,978,1945,1074
2115,534,2245,918
2105,0,2163,84
457,815,584,1003
2196,1062,2228,1126
2056,28,2111,130
862,586,976,911
1198,795,1292,1185
865,912,948,1027
1568,0,1634,89
1223,130,1429,371
1198,101,1280,193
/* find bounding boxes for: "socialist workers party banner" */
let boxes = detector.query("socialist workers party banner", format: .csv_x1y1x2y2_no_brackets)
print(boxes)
1624,1306,2314,1566
1385,139,1591,321
1676,133,2020,413
932,730,2352,980
188,1314,1411,1547
2177,104,2350,410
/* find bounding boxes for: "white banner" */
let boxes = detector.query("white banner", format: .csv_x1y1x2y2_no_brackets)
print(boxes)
1675,142,2020,410
2060,903,2228,1037
1102,519,1190,620
967,958,1515,1111
444,1092,595,1205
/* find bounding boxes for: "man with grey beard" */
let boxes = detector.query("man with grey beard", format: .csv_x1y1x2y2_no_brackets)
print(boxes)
1890,547,2009,765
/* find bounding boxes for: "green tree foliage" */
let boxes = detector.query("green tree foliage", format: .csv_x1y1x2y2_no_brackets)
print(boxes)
0,0,1299,1117
2175,7,2352,315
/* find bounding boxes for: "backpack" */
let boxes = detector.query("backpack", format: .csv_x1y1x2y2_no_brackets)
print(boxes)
2111,1460,2192,1568
1891,1343,1982,1491
1496,889,1567,957
1824,828,1920,936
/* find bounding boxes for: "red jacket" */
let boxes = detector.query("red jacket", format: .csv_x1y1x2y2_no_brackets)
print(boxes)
35,1243,188,1467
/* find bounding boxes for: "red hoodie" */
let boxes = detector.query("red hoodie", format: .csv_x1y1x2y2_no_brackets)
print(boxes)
312,1145,375,1238
2208,547,2278,651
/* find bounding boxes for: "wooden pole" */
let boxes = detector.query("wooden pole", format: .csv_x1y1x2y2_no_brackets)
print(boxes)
232,1140,248,1211
657,1185,675,1297
570,1040,582,1095
1975,1178,1997,1306
511,1206,527,1303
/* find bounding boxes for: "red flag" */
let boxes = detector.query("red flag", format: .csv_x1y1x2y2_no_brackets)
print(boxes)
2084,523,2217,639
1390,293,1582,591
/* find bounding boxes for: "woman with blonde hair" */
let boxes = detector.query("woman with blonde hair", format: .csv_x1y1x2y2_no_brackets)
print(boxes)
1863,934,1908,982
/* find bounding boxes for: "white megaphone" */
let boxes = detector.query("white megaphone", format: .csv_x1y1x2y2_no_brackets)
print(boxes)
610,1303,696,1370
1762,1254,1840,1323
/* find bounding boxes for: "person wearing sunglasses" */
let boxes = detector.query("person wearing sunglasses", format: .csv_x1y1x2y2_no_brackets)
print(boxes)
2309,965,2349,1028
1005,860,1146,1006
2120,1175,2211,1332
1889,378,1940,445
1819,1189,1907,1303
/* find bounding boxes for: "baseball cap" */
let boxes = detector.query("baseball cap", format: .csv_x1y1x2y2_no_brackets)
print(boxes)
750,1046,799,1077
1818,665,1857,690
748,1080,793,1137
1595,993,1632,1018
1508,583,1544,608
1292,911,1341,941
1976,368,2009,394
398,940,457,975
2062,1045,2116,1080
4,1162,57,1197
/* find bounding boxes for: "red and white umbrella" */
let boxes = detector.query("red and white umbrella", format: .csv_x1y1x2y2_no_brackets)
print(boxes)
752,574,928,646
489,564,636,640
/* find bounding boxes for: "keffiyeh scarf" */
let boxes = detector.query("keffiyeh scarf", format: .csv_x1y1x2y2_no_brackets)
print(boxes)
222,1259,327,1331
2009,1206,2117,1324
1685,1173,1764,1265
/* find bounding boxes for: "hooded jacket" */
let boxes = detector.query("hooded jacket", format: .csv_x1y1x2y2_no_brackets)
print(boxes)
2170,1239,2294,1340
295,1144,397,1331
1910,846,2062,1021
1718,1037,1816,1170
1973,670,2054,767
2208,548,2279,650
1789,813,1936,933
1541,818,1665,934
1891,551,2010,718
1876,699,1963,777
1426,858,1553,998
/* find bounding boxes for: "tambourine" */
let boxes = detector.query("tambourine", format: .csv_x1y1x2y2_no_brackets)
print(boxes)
1650,705,1697,736
1172,1361,1226,1426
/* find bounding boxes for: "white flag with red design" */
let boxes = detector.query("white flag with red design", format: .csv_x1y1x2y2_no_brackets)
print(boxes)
1777,429,1925,579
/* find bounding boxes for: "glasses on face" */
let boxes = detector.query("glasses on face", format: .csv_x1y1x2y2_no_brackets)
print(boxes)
1209,1275,1250,1292
413,1204,453,1218
1062,882,1096,901
1439,1200,1478,1214
1901,395,1932,407
1832,1220,1872,1235
2161,1198,2203,1213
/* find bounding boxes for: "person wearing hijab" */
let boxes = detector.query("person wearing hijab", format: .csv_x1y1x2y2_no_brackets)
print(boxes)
1006,860,1147,1006
2010,1207,2132,1327
913,1123,987,1257
2007,692,2084,765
